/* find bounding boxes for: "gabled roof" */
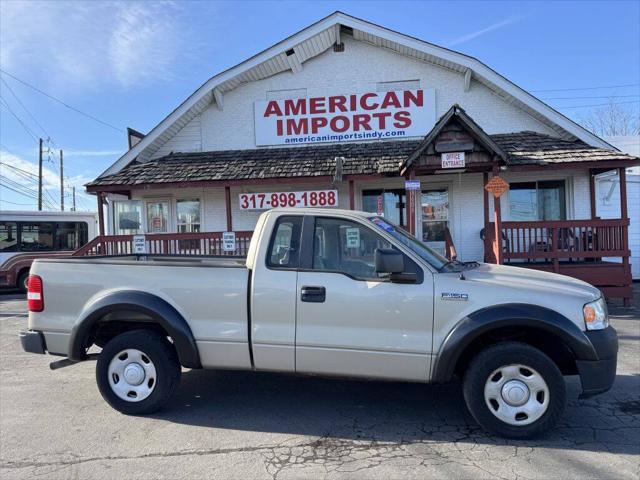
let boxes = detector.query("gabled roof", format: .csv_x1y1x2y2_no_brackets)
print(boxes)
401,104,507,172
99,11,614,179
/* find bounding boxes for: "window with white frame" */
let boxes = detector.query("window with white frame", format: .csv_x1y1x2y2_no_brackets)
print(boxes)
176,199,201,233
509,180,567,221
113,200,143,234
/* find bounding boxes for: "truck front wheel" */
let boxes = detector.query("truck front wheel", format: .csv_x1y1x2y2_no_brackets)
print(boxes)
462,342,566,439
96,329,181,415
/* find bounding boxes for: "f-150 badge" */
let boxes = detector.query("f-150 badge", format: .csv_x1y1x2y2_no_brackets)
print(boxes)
442,292,469,301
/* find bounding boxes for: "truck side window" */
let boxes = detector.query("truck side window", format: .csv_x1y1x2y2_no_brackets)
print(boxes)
312,217,393,280
267,216,303,269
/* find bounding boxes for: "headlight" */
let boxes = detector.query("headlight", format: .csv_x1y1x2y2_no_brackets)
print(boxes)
583,297,609,331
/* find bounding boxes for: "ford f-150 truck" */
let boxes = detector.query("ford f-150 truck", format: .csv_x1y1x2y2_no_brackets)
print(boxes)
20,208,617,438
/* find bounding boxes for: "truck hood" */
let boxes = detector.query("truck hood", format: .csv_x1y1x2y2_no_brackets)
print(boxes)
462,263,602,302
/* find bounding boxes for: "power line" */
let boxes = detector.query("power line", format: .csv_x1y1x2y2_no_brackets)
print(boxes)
542,94,640,100
531,83,640,93
0,96,40,143
556,100,640,109
0,161,39,179
0,68,124,133
0,77,50,138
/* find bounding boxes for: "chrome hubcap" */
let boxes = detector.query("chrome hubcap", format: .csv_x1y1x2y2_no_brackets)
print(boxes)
484,364,549,426
108,349,156,402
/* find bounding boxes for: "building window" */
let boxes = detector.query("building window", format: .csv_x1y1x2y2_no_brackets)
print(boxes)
176,199,201,233
146,201,170,233
113,201,143,235
362,189,407,227
509,180,566,221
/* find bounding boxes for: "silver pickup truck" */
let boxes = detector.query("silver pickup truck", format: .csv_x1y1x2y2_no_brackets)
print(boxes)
20,208,617,438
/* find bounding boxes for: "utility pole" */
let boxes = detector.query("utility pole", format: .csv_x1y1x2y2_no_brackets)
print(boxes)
72,187,76,211
38,138,43,211
60,149,64,211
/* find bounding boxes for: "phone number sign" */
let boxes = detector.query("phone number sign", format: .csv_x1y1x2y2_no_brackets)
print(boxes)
239,190,338,210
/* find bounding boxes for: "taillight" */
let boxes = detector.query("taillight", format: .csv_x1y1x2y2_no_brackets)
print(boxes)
27,275,44,312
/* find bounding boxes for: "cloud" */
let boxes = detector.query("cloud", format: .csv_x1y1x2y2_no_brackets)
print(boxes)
0,1,186,90
1,150,95,210
448,16,524,46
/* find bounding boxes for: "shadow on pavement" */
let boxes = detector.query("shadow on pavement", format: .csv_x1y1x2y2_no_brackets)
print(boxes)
151,368,639,455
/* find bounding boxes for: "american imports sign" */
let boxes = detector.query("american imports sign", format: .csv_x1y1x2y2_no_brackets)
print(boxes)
254,89,436,146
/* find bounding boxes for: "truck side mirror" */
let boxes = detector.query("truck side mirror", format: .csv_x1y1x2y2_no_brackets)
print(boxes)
375,248,404,274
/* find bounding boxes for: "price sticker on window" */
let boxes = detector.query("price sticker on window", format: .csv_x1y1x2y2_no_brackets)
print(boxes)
345,228,360,248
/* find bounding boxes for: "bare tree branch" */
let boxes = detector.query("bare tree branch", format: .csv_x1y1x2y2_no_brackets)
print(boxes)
579,98,640,136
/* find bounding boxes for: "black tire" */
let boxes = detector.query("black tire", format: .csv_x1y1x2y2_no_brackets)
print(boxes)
96,329,181,415
17,270,29,294
462,341,566,439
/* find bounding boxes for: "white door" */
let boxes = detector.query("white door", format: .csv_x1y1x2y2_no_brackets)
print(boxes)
295,216,433,381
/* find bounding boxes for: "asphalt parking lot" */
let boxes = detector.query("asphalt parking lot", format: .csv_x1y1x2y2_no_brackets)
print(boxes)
0,289,638,479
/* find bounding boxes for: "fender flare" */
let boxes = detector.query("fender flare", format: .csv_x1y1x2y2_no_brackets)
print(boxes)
69,290,201,368
431,303,596,382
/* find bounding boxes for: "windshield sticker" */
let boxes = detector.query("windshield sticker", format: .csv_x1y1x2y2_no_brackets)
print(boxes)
372,218,394,232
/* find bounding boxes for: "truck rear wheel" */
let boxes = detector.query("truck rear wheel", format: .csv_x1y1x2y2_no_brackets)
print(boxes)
462,342,566,439
96,329,180,415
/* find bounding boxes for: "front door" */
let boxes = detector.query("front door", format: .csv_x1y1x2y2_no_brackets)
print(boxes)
421,188,449,256
295,215,433,381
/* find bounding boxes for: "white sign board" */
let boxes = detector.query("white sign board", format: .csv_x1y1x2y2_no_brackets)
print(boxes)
133,235,146,254
441,152,466,169
239,190,338,210
345,228,361,248
254,89,436,146
405,180,421,191
222,232,236,252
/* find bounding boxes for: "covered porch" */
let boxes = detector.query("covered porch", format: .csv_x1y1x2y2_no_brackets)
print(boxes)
400,105,636,305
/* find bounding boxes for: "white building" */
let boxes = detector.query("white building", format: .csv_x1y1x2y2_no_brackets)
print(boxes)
86,12,638,304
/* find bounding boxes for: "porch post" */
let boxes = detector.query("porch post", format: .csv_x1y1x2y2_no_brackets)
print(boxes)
483,171,490,261
492,166,504,265
407,170,416,236
589,169,598,219
97,192,105,237
348,180,355,210
225,186,233,231
619,167,631,307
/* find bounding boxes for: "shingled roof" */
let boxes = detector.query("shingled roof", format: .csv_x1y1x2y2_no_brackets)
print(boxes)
491,131,637,165
87,132,638,189
87,140,422,188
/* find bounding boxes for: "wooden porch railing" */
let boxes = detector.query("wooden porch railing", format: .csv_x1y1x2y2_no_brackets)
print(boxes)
73,231,254,257
483,218,632,302
484,219,630,265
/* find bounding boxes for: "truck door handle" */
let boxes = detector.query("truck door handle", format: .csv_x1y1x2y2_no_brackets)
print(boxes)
301,286,326,303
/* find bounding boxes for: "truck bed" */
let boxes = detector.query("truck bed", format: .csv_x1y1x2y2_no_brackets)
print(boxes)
29,255,252,369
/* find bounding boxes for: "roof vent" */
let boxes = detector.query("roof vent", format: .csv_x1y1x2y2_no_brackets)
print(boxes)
285,48,295,57
333,43,345,53
341,25,354,35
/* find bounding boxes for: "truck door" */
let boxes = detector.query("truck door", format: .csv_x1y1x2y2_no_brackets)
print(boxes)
295,215,433,381
250,214,303,372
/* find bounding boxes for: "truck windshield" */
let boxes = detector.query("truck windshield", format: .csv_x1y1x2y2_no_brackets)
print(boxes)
368,216,449,270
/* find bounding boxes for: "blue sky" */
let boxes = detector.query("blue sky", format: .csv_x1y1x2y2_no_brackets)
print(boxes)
1,0,639,211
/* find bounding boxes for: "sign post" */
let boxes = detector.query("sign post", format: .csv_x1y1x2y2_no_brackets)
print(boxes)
484,175,509,264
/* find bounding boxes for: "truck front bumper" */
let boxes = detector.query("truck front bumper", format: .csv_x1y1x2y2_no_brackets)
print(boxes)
576,326,618,398
19,330,46,354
